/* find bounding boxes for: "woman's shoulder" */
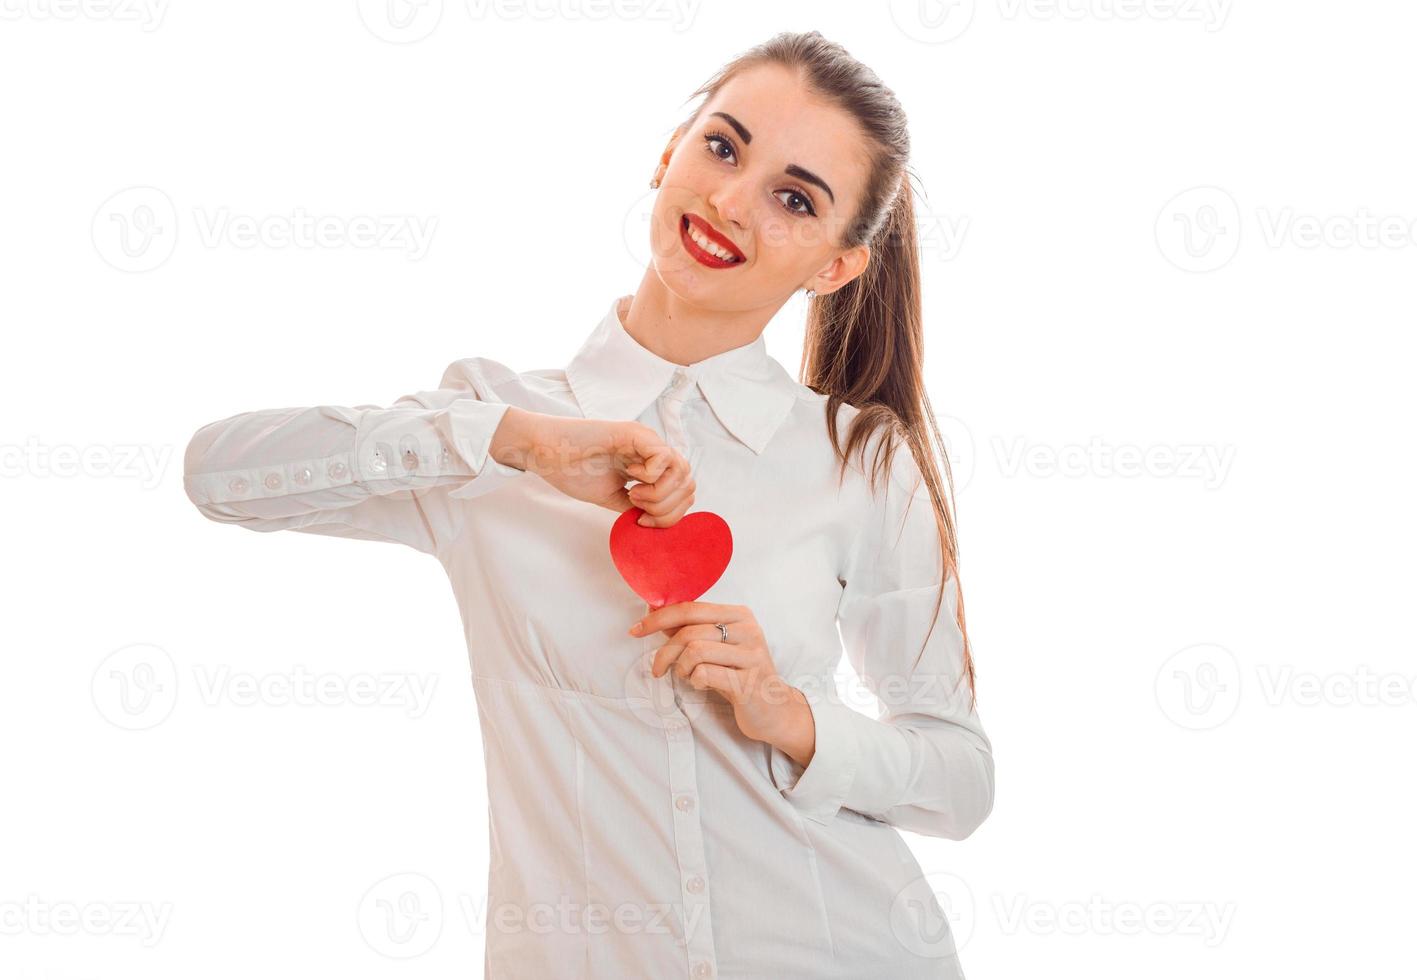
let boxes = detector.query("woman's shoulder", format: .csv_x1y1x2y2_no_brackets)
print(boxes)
436,356,572,399
778,379,863,432
767,386,921,506
809,393,929,502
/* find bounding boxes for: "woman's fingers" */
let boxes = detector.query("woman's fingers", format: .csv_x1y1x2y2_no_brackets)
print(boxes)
627,454,692,511
624,428,672,479
626,449,676,487
629,454,694,519
644,448,672,483
630,462,692,506
651,636,757,679
634,481,695,526
615,425,695,525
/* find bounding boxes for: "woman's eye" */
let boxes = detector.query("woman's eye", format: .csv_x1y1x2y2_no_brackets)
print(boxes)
704,134,735,164
776,189,816,217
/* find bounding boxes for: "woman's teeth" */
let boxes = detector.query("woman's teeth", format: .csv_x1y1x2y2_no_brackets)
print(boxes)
687,221,740,262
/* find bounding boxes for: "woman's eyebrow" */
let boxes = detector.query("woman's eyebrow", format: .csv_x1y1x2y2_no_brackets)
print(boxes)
785,164,834,205
709,111,836,206
710,111,753,144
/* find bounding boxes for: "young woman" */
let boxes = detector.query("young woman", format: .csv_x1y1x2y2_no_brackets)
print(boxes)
184,30,994,980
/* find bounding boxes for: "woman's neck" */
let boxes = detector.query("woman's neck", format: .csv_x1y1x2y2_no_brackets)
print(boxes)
620,270,774,367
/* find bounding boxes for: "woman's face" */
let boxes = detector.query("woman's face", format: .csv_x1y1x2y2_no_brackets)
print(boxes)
648,62,875,314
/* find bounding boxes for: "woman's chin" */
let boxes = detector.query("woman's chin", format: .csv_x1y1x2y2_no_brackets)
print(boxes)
654,261,764,311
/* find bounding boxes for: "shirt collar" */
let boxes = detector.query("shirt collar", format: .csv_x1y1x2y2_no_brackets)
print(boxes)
565,295,799,455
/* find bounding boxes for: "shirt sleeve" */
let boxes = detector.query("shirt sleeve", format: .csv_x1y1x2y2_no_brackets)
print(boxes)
182,357,530,558
768,440,995,840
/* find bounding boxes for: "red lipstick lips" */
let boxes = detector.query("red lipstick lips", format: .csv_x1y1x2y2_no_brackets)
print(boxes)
681,213,745,268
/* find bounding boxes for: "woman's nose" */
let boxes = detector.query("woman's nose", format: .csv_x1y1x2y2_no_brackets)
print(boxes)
706,178,751,231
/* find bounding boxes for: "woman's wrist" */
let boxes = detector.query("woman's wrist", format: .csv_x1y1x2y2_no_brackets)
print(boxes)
765,685,816,769
488,406,545,472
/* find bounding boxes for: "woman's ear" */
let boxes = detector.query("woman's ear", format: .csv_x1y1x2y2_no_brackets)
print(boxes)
651,126,687,187
806,244,872,297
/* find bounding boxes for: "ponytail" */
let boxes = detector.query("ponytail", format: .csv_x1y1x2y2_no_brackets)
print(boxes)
803,173,976,706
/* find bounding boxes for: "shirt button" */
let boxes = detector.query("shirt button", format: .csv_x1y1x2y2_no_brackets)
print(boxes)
369,449,387,474
293,466,312,487
262,472,282,490
227,476,249,495
674,794,695,812
685,874,704,894
402,448,419,471
693,961,714,978
328,461,348,481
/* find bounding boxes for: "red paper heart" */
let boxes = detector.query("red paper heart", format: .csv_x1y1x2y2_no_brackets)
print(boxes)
609,507,733,610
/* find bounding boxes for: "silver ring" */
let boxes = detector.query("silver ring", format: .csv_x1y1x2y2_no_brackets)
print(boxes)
715,623,728,643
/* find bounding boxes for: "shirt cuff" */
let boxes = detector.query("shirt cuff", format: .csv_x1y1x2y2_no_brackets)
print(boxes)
352,400,512,484
768,688,921,826
767,689,861,826
444,400,530,502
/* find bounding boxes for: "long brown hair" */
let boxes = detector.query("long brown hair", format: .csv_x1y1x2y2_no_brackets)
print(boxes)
677,30,976,706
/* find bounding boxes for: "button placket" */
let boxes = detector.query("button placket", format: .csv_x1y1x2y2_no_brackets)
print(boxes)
652,368,717,978
665,702,716,975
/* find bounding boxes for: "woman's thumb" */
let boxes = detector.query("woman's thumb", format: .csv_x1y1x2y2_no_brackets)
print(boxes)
606,484,635,514
638,446,669,483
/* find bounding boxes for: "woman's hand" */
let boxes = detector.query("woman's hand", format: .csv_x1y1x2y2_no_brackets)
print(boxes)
629,601,815,757
494,410,695,527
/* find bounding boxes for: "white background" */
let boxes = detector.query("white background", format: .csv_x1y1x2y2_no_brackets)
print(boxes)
3,1,1414,977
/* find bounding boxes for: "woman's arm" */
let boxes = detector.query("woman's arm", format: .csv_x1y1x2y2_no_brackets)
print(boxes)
768,443,995,840
182,357,537,557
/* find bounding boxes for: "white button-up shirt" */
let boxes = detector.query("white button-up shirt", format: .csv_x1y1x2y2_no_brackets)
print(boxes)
183,294,995,978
